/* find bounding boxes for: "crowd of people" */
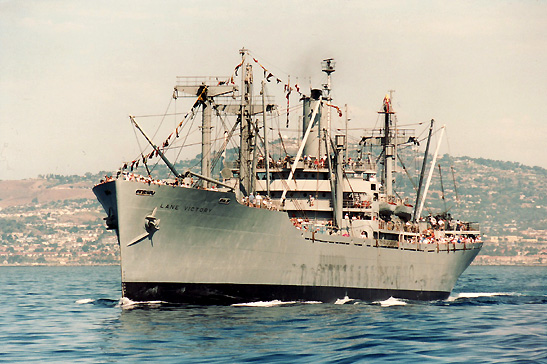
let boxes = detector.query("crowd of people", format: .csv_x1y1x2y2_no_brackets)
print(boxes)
421,214,470,231
98,172,190,188
255,155,372,171
408,234,482,245
288,216,481,246
256,155,329,169
243,193,277,210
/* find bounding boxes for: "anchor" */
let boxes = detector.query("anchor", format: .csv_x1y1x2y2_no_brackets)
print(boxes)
127,207,160,247
104,207,118,230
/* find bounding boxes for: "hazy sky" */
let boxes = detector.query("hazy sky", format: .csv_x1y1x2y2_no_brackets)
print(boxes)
1,0,545,180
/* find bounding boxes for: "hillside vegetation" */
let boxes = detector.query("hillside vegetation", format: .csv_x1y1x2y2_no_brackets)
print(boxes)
394,155,546,264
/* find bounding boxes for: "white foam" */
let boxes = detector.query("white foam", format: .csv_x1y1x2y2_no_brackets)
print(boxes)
447,292,511,302
75,298,95,304
375,297,407,307
334,296,354,305
117,297,165,309
232,300,296,307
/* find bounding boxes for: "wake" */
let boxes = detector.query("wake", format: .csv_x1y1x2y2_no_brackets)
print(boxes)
446,292,515,302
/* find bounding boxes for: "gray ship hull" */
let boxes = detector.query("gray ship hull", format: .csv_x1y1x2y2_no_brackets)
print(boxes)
94,180,482,304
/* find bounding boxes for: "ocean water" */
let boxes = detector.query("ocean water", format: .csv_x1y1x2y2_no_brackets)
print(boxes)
0,266,545,363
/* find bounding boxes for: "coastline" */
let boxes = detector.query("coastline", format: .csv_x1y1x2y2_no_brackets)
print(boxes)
472,254,545,266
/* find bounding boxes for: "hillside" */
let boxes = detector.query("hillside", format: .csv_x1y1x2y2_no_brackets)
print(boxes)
393,155,547,265
0,156,546,265
0,178,94,209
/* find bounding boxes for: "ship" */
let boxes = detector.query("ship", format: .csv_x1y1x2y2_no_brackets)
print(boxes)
93,49,482,304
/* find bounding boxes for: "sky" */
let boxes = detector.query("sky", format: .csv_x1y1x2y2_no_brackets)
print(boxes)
1,0,546,180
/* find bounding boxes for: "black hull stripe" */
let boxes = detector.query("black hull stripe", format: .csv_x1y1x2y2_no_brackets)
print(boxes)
123,282,450,305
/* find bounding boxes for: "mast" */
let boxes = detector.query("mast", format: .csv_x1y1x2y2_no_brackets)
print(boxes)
201,86,212,188
239,48,254,195
321,59,345,229
250,120,258,194
413,119,434,221
391,90,397,185
344,104,349,163
379,93,395,196
262,80,271,197
417,125,445,219
321,59,335,156
438,163,447,214
334,135,345,229
384,103,392,196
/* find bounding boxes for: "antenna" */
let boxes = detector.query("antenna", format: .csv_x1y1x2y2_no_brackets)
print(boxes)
321,58,335,75
321,58,335,141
